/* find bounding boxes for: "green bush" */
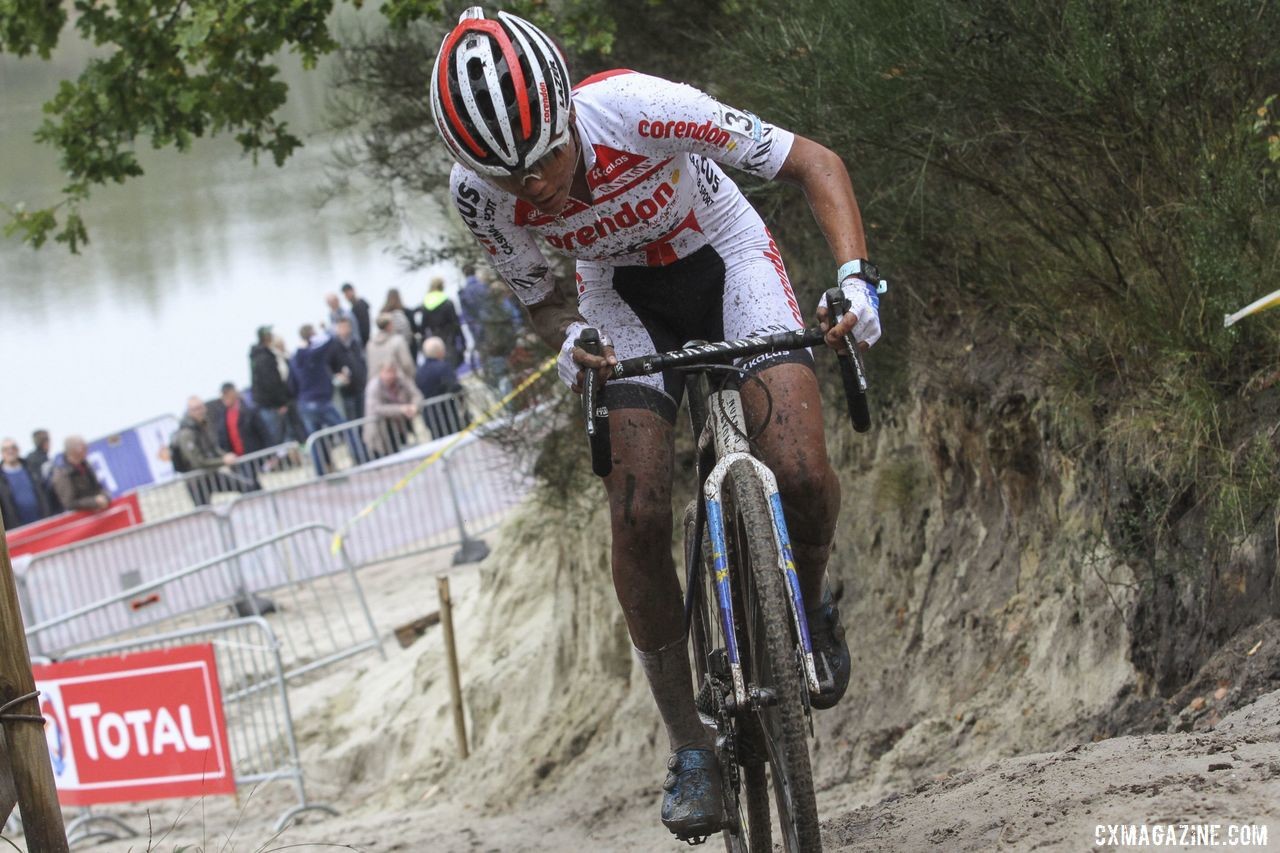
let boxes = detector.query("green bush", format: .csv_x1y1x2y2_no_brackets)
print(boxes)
611,0,1280,547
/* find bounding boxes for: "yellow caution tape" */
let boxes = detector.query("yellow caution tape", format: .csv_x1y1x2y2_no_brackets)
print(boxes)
1225,287,1280,327
330,357,557,555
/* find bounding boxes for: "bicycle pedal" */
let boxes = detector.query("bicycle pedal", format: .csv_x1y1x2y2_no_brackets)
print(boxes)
680,836,709,846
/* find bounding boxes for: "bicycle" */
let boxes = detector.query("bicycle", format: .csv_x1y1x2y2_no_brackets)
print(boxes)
577,288,871,852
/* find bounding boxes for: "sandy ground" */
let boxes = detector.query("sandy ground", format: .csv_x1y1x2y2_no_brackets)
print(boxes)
8,499,1280,852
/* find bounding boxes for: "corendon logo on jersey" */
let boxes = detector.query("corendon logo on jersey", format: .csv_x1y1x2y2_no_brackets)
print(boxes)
543,180,677,251
638,118,731,148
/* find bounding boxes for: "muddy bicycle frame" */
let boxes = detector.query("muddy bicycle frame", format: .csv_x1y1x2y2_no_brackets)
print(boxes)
698,375,821,706
578,287,870,708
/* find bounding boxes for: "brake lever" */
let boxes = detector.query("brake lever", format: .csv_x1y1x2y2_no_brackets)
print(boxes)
824,287,872,432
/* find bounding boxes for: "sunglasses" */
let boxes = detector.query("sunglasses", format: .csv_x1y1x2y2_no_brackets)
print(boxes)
488,131,572,193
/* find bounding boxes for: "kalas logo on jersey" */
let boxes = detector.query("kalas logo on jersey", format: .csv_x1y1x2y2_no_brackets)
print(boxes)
638,118,731,148
543,180,677,251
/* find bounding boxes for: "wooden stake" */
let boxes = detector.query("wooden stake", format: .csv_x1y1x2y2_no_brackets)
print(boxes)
437,576,469,759
0,529,70,851
0,728,16,827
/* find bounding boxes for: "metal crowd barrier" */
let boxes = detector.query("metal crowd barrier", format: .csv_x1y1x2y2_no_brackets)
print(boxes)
302,391,472,477
228,428,533,570
17,508,233,653
25,525,386,683
57,617,338,842
16,428,533,661
132,441,310,522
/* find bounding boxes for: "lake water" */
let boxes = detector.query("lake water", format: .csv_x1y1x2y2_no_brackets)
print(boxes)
0,25,456,452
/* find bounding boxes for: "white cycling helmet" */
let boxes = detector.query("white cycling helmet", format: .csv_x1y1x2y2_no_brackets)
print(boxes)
430,7,573,176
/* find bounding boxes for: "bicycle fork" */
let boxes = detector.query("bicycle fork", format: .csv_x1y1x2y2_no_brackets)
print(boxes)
701,390,822,711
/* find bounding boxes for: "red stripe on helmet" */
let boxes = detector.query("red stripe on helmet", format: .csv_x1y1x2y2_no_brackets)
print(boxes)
436,27,489,160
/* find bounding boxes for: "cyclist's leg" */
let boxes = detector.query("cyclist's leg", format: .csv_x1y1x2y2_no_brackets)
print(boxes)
580,264,722,836
579,267,708,747
719,223,841,608
600,407,708,748
740,363,840,607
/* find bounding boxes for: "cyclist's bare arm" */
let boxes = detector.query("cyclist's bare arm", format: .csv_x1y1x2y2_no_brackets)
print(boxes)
526,283,583,350
774,134,871,348
527,285,616,391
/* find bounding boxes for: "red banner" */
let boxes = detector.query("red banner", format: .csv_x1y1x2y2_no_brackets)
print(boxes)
32,644,236,806
7,494,142,558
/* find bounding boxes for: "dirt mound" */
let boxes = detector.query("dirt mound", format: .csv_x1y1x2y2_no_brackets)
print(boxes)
823,689,1280,851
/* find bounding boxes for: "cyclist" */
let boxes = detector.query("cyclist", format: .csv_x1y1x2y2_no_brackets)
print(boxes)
431,8,882,840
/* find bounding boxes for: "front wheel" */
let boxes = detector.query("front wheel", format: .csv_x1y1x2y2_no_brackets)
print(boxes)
729,462,822,852
684,501,772,853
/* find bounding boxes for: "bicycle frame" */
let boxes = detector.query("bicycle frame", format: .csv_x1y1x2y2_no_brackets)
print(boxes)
697,380,822,709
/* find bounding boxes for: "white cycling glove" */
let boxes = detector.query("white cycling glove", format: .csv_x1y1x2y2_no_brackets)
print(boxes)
819,278,882,348
558,321,589,389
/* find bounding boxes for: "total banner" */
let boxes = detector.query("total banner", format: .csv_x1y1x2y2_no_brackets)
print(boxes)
32,644,236,806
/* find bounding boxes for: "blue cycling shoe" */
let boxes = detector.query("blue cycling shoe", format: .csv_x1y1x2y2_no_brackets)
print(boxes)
807,588,850,710
660,747,724,840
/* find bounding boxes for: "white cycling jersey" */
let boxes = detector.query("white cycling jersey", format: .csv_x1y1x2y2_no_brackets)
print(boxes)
449,69,796,301
448,70,808,416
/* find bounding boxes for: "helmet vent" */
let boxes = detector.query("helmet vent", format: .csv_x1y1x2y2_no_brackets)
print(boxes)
476,90,496,122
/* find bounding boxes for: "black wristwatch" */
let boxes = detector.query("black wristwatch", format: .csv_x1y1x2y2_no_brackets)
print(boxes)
837,259,880,286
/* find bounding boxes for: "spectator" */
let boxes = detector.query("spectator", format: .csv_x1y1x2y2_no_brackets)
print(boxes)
175,396,256,505
380,288,416,353
1,438,53,529
326,291,362,346
457,264,488,371
416,338,471,439
27,429,52,481
342,281,372,345
274,333,309,443
27,428,59,513
49,436,110,512
366,313,415,381
331,317,368,421
363,362,424,458
215,383,272,457
478,278,520,393
415,277,467,368
249,325,293,445
289,324,345,438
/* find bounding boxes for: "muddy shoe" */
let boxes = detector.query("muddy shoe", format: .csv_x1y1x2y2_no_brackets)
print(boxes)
660,747,724,840
807,588,850,710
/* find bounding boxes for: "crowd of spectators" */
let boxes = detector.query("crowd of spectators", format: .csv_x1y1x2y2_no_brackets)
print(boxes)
1,270,527,532
0,433,111,530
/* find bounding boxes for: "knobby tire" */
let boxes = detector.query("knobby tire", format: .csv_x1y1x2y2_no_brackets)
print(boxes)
685,502,772,853
729,461,822,852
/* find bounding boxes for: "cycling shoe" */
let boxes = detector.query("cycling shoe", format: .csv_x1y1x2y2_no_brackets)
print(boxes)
807,587,850,710
660,747,724,840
